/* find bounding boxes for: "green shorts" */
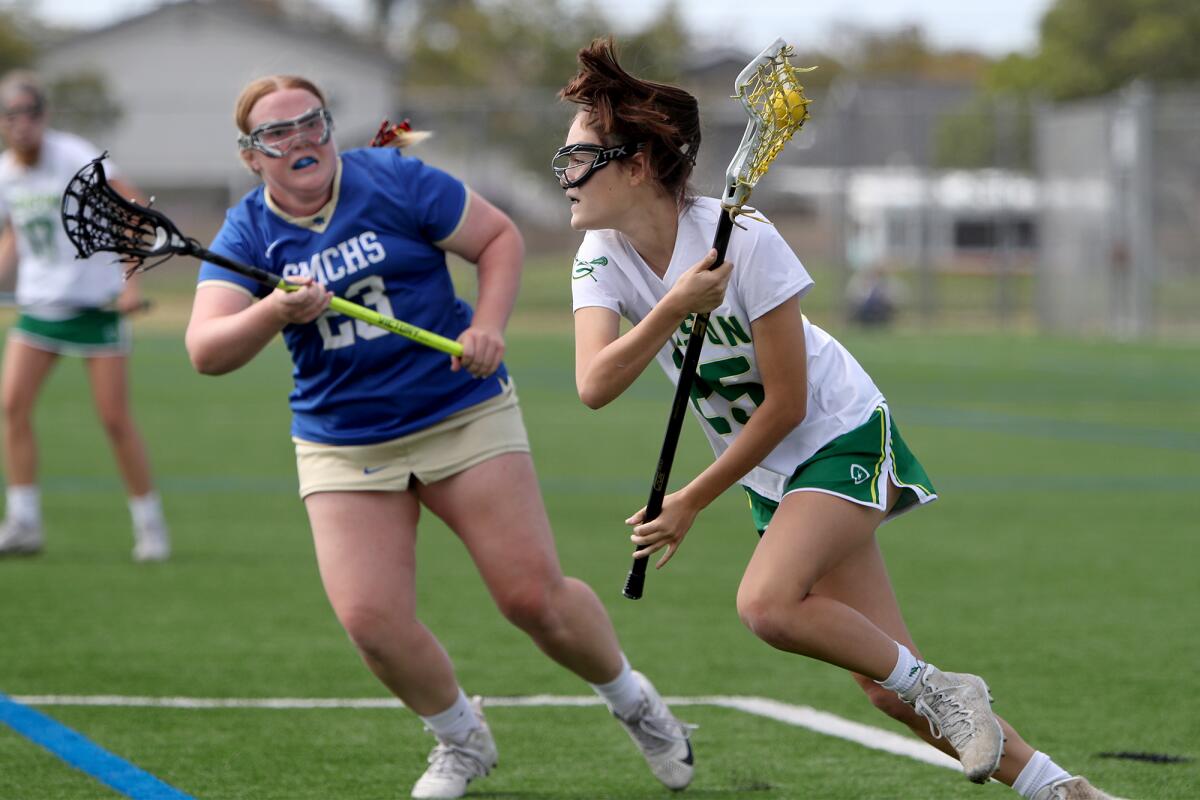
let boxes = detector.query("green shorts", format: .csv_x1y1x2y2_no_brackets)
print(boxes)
745,405,937,535
10,310,130,357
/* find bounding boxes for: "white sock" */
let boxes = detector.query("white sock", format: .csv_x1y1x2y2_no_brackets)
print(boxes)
129,492,165,530
1013,751,1071,798
877,642,925,697
420,689,478,744
589,654,643,719
6,485,41,525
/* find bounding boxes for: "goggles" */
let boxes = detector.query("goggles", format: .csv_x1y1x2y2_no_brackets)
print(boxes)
238,107,333,158
551,141,645,189
1,102,44,122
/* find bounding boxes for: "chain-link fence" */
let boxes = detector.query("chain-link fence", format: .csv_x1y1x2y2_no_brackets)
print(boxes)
467,77,1197,341
42,75,1198,340
1033,84,1200,339
1151,88,1200,337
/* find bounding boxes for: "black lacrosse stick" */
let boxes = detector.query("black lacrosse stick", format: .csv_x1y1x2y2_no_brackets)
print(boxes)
61,154,199,275
59,155,465,355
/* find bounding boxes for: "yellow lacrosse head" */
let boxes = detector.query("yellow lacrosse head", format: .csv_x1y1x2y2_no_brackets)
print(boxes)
723,39,815,212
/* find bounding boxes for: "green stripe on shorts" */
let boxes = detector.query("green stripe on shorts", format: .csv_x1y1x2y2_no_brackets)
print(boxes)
744,406,936,535
12,310,129,355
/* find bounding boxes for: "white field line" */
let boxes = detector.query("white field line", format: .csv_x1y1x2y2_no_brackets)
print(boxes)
14,693,956,769
10,692,1134,799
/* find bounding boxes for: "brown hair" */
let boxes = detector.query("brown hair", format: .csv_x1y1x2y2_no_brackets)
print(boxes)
559,38,700,204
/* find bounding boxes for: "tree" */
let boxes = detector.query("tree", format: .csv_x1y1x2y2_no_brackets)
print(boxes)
939,0,1200,169
991,0,1200,100
404,0,604,90
829,23,991,83
396,0,692,177
48,72,123,137
935,94,1032,170
0,10,36,76
621,0,689,84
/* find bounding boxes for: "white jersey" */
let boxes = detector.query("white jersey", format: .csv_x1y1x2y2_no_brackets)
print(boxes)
0,130,124,316
571,196,885,501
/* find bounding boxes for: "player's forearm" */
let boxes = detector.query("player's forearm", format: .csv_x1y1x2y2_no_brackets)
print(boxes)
0,222,17,284
682,396,806,511
577,298,691,409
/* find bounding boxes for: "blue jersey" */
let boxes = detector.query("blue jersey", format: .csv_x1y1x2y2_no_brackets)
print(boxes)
197,148,507,445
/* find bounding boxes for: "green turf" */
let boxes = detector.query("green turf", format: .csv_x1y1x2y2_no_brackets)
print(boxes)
0,298,1196,798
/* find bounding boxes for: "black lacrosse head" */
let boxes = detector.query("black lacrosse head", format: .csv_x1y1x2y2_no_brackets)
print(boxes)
61,155,193,272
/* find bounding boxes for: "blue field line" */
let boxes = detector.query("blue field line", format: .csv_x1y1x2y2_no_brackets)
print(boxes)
0,692,194,800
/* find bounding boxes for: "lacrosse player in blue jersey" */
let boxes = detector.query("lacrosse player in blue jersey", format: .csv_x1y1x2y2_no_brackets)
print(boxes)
556,39,1116,800
185,75,693,799
0,70,169,562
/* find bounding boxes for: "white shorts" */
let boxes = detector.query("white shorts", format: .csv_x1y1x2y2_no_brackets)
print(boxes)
293,378,530,498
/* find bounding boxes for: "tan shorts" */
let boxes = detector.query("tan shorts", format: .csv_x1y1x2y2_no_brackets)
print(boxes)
294,378,530,498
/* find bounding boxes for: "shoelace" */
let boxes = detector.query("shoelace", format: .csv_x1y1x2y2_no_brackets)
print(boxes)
914,683,978,751
1049,783,1075,800
424,738,490,779
623,701,697,757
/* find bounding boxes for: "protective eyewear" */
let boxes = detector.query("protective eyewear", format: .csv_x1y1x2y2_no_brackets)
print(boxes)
551,141,646,189
238,107,333,158
1,103,44,122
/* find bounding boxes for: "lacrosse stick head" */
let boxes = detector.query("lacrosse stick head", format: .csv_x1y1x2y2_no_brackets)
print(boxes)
723,39,814,212
61,155,193,274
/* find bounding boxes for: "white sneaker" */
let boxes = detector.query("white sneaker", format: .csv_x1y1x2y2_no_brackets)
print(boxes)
411,697,497,799
0,518,44,556
904,665,1004,783
133,522,170,563
613,671,695,790
1032,776,1115,800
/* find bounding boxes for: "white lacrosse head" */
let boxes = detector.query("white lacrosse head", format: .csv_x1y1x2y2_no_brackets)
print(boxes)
723,38,814,211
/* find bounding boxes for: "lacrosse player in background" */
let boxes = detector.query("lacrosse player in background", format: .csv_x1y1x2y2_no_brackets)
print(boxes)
184,74,693,800
554,38,1114,800
0,70,169,562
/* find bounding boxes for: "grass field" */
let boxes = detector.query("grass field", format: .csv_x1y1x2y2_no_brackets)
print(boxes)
0,274,1197,799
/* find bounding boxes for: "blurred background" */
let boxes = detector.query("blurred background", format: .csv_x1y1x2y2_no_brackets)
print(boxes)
2,5,1197,798
2,0,1198,338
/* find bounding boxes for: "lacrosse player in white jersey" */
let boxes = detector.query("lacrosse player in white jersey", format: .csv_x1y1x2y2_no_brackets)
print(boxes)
554,38,1115,800
0,71,169,562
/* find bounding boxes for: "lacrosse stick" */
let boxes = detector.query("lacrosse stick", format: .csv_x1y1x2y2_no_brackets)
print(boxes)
59,156,464,357
623,39,813,600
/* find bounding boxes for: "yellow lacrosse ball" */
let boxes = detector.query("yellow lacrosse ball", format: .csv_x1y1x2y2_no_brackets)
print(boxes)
772,89,807,124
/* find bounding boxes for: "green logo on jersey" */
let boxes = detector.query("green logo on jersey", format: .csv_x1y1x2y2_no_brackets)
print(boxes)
572,256,608,281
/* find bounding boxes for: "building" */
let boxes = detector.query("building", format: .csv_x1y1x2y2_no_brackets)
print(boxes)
37,0,401,240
